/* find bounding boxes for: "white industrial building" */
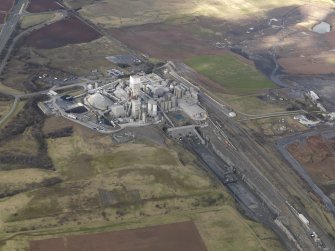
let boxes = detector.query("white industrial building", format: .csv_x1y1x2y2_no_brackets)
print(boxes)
85,92,114,111
56,72,208,132
148,99,158,117
131,73,207,121
308,91,320,103
178,96,207,121
130,75,141,97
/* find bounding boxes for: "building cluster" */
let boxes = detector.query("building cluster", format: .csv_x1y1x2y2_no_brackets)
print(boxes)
80,73,207,129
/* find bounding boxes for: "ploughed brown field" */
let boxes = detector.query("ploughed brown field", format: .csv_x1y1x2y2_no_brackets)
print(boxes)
0,12,6,24
23,16,101,49
0,0,14,12
111,23,225,60
27,0,63,13
29,221,208,251
288,135,335,196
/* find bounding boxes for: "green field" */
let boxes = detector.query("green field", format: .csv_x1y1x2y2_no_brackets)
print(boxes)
185,54,275,95
20,13,55,29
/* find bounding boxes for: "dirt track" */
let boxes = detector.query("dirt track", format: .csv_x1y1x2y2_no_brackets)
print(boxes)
27,0,63,13
29,221,208,251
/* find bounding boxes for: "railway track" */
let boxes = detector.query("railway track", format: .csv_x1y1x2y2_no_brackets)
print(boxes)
198,92,334,250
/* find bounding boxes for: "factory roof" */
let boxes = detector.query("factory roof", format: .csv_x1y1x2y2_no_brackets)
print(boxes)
178,96,207,121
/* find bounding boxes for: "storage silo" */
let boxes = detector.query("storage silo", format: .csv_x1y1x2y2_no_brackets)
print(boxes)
152,101,158,116
142,112,147,123
142,103,147,113
131,99,141,118
171,96,177,108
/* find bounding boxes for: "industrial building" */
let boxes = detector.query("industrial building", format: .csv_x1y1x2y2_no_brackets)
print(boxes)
178,96,207,121
42,72,208,132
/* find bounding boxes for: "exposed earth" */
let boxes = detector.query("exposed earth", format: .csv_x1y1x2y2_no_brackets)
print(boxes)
288,135,335,199
111,22,227,60
0,12,6,24
29,221,208,251
23,16,102,49
0,0,14,12
27,0,63,13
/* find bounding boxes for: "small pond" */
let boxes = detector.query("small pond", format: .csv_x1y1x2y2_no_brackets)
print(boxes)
313,21,331,34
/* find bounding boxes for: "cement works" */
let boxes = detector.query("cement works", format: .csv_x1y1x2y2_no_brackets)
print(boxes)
40,72,208,133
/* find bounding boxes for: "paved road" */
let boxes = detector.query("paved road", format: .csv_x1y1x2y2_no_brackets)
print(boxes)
0,82,87,127
0,10,67,75
0,0,27,56
0,0,28,127
0,97,18,125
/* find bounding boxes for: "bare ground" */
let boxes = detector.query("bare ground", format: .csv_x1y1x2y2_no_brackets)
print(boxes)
288,135,335,194
29,221,208,251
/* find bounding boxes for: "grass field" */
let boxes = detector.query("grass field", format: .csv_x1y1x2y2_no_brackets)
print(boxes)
20,13,55,29
0,100,26,130
0,118,284,250
185,54,275,95
67,0,334,28
0,126,39,156
0,100,12,118
34,37,126,75
219,94,285,115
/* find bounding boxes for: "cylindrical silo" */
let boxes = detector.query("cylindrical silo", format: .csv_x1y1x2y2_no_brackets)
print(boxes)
152,101,158,116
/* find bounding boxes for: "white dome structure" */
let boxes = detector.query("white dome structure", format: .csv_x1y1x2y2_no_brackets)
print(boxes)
85,93,113,110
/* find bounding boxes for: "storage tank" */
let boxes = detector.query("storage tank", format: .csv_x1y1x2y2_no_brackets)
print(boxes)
171,96,177,108
130,75,141,97
164,101,169,111
152,101,158,116
131,99,141,118
168,101,172,111
148,99,155,114
174,86,183,98
228,111,237,118
170,84,175,92
141,103,147,111
142,112,147,123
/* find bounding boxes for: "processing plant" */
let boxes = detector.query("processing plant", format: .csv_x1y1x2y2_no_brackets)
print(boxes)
41,73,208,132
